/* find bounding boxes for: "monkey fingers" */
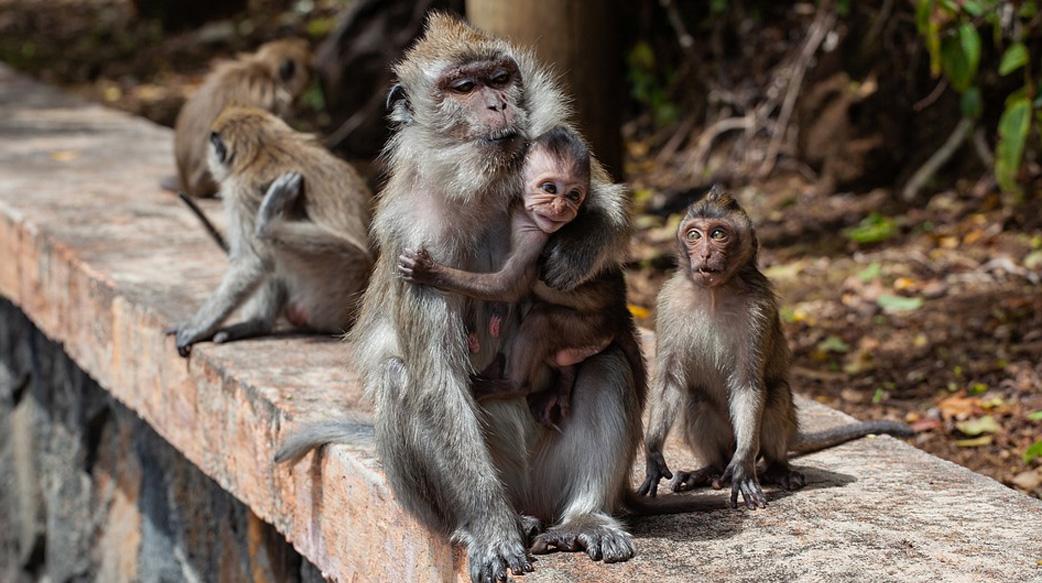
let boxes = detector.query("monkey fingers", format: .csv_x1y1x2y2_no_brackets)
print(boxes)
637,451,673,497
396,247,438,284
212,319,273,344
173,325,214,358
721,463,768,509
468,539,533,583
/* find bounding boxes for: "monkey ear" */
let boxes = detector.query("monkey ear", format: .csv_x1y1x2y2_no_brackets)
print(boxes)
705,184,725,201
279,59,296,83
386,82,412,124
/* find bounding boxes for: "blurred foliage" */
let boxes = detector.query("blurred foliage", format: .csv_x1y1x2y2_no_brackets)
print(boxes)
916,0,1042,200
627,41,679,127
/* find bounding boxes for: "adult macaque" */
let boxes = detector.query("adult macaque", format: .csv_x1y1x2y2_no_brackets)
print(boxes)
170,39,311,198
275,14,656,583
639,186,913,508
169,107,371,356
397,126,641,429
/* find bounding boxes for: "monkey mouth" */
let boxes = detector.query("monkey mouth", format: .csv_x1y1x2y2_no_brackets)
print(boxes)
696,266,722,274
483,130,520,145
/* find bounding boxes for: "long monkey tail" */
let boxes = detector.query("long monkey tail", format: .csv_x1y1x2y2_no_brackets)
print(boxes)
791,420,914,456
177,191,228,253
622,489,729,515
273,416,376,465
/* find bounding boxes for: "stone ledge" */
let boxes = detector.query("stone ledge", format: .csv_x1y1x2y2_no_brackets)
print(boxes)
1,64,1040,582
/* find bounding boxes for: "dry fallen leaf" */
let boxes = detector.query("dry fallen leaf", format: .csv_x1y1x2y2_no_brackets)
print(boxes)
954,435,993,447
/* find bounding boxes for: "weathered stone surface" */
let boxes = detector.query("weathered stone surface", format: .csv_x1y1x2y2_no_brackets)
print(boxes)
1,63,1041,582
0,300,313,582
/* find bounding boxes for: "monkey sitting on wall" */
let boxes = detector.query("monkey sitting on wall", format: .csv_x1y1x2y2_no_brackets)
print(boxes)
169,39,312,198
396,126,642,429
639,186,913,509
169,107,372,357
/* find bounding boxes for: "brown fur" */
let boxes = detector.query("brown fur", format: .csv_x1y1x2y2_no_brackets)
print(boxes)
174,39,311,198
170,107,371,356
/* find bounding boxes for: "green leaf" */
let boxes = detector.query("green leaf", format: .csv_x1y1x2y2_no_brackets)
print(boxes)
877,294,924,313
872,388,886,404
960,86,982,119
1025,439,1042,463
956,435,993,447
818,336,851,353
844,213,897,244
956,415,1000,436
961,0,984,16
968,382,988,395
1027,410,1042,422
995,96,1032,197
857,262,882,283
940,24,981,92
999,43,1029,76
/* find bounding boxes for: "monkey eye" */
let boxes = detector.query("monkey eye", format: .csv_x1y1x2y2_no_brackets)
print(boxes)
451,79,476,94
490,70,511,86
541,182,558,194
566,190,582,203
686,229,701,241
710,228,727,241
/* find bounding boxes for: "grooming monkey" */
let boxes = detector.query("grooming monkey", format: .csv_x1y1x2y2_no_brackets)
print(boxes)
273,14,684,583
170,107,371,357
169,39,311,198
397,126,642,428
639,186,913,508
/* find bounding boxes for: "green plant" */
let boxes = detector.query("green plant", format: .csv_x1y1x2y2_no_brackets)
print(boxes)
916,0,1042,200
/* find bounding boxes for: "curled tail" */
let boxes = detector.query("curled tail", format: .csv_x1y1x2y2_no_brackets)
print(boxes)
177,191,228,253
792,420,913,456
274,416,376,465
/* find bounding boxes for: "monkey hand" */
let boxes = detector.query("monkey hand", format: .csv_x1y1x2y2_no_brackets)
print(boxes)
637,450,673,497
256,171,303,238
721,459,767,510
168,323,212,358
397,247,441,286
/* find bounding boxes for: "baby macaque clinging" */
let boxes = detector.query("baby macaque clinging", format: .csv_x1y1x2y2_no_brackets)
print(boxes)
398,126,642,428
170,38,311,198
639,186,912,508
169,107,372,357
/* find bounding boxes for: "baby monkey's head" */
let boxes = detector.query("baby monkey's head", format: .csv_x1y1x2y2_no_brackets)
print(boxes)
522,126,590,234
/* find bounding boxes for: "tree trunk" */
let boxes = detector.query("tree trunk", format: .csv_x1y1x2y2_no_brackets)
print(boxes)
467,0,625,178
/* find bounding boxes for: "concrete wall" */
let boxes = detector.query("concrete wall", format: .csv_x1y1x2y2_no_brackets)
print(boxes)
0,299,322,583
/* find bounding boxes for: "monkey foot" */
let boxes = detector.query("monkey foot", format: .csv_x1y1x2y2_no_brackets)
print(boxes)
671,466,720,493
518,514,544,543
530,518,634,564
528,390,568,431
466,537,532,583
762,463,806,491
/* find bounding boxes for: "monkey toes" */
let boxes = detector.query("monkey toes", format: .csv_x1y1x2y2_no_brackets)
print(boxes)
638,451,674,497
468,538,532,583
530,521,635,564
670,466,719,493
762,464,806,491
722,463,768,509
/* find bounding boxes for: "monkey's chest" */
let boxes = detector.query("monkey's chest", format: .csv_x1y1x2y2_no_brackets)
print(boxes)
681,319,743,388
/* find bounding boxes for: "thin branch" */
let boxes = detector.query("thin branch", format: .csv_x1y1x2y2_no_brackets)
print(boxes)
758,8,836,177
901,118,974,202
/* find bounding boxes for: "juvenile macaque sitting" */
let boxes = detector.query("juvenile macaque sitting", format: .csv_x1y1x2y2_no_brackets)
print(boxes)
398,127,636,428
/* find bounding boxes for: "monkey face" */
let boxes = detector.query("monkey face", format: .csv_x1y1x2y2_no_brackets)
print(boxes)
679,218,747,287
434,57,524,150
522,150,587,233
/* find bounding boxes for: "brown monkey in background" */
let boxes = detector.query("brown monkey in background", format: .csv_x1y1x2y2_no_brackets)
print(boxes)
639,186,913,508
169,39,311,198
397,126,643,429
169,107,371,356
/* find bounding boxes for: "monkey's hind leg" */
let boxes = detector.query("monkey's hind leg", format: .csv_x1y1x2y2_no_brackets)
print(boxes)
529,348,638,564
759,384,805,491
212,279,286,344
672,395,731,493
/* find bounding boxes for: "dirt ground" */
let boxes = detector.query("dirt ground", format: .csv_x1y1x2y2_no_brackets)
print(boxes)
2,0,1040,498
